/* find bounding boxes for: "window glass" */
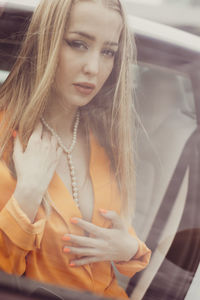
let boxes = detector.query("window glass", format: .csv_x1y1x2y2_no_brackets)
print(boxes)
134,63,196,238
130,63,199,299
1,2,200,300
0,70,9,85
163,0,200,5
0,2,151,300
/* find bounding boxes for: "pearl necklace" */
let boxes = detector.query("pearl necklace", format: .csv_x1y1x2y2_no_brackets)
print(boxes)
41,111,80,207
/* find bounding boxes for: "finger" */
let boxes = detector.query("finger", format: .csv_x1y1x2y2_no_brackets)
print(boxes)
13,135,23,157
41,131,51,147
34,122,43,135
70,256,102,267
99,209,124,230
62,234,102,248
29,122,43,143
63,246,100,257
70,218,106,238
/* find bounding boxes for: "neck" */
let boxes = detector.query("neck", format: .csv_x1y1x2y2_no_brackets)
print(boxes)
43,97,79,140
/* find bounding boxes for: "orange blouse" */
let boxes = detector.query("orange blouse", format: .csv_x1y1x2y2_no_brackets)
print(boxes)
0,120,151,299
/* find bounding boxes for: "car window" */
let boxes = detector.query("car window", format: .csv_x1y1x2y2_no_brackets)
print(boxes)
0,70,9,85
0,3,150,300
134,63,196,240
1,3,200,300
127,62,200,299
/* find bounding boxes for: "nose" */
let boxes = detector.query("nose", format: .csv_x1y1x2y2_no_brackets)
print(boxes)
82,51,100,76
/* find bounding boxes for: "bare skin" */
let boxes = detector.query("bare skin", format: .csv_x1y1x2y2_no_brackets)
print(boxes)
13,124,63,222
12,1,139,264
63,211,139,266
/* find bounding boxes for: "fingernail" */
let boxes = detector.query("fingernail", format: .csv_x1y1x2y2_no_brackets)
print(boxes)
99,208,107,214
70,218,78,224
12,130,17,138
69,262,75,267
62,235,71,241
63,247,71,253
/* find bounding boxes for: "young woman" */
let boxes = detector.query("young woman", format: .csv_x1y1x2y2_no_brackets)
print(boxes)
0,0,151,298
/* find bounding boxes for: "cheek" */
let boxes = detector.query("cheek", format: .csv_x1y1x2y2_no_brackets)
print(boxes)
56,48,72,79
53,62,70,93
55,58,72,85
100,60,114,84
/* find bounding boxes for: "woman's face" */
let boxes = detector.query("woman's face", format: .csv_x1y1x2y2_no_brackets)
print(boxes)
53,1,122,108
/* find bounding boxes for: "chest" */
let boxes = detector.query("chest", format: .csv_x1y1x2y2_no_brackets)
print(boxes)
56,149,94,222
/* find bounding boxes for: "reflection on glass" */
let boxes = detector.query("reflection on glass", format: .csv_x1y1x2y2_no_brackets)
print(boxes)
0,1,151,299
131,63,199,299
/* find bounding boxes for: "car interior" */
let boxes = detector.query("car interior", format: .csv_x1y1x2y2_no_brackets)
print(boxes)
1,3,200,300
127,64,198,299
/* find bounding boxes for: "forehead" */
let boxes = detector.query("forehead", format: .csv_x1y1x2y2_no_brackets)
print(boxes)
67,1,123,41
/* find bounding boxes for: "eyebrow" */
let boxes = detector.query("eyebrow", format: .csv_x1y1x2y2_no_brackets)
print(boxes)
68,31,119,47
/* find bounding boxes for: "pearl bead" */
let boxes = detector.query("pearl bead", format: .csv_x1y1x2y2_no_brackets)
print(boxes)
68,161,73,167
70,170,75,176
73,192,78,198
70,165,74,171
41,111,80,207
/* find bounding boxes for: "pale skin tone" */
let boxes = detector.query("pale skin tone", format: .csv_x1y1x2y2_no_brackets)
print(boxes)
13,1,139,266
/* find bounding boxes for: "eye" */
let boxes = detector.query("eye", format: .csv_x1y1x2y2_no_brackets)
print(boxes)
65,39,88,50
102,49,116,58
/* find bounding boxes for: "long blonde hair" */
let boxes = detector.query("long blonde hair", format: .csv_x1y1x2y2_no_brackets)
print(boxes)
0,0,136,224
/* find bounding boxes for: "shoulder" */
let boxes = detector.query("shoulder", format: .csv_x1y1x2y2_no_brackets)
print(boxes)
0,111,17,210
0,160,16,210
0,109,14,176
0,110,16,209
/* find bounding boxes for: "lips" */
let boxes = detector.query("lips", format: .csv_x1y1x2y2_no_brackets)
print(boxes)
73,82,96,96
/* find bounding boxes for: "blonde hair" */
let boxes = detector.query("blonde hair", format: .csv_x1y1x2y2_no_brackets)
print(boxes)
0,0,136,224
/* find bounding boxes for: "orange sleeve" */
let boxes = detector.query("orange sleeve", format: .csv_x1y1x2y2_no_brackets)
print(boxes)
0,196,46,275
114,227,151,277
0,111,46,275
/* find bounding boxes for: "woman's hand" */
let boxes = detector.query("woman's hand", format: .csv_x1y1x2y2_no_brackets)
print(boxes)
13,123,62,193
13,123,62,221
62,210,139,266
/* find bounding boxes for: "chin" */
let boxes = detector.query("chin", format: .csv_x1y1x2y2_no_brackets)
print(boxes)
70,95,95,108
